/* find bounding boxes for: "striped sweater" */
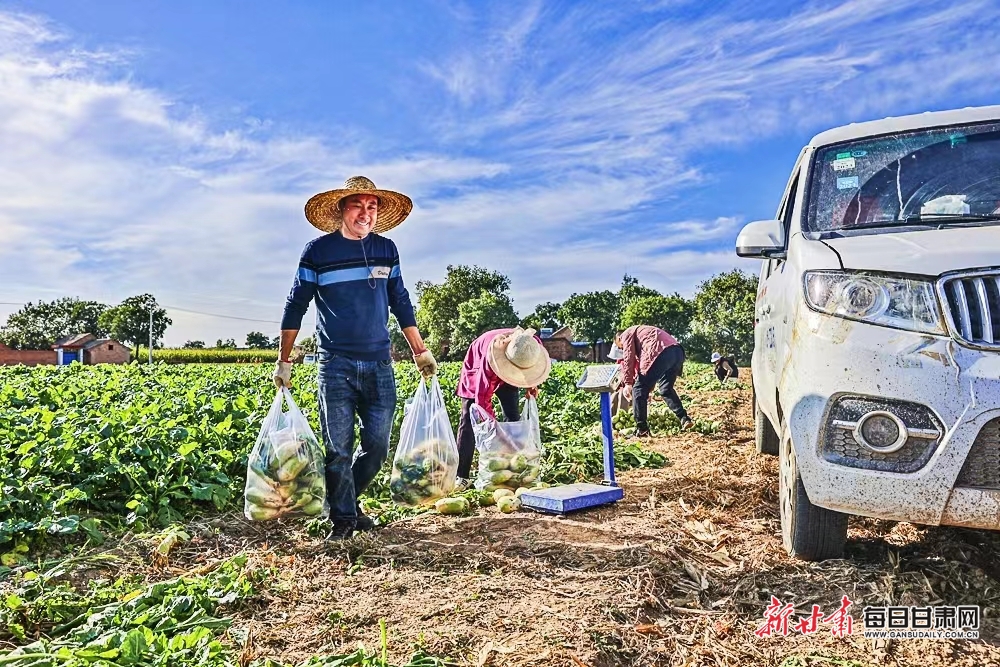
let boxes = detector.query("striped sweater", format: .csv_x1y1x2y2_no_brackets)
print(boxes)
280,230,417,360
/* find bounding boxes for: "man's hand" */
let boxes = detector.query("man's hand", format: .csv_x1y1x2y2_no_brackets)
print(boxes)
414,350,437,378
526,386,539,399
623,385,633,402
273,361,293,388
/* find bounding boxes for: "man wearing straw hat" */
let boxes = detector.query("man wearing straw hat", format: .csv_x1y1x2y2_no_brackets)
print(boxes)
454,327,552,488
274,176,437,540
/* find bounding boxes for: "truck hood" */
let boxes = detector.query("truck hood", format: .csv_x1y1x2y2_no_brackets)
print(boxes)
821,225,1000,277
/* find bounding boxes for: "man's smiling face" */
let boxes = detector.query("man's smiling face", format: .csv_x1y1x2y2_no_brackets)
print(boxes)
339,193,379,239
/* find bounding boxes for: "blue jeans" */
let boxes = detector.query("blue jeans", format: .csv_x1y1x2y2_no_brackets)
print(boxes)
317,352,397,523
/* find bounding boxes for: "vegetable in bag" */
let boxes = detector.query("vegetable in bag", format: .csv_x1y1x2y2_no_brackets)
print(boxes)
390,377,460,506
472,397,544,492
244,388,329,521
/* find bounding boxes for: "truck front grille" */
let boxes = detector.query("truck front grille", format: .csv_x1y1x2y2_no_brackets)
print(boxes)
941,271,1000,349
956,419,1000,489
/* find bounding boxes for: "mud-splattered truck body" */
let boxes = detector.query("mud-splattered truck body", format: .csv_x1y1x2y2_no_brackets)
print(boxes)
736,106,1000,560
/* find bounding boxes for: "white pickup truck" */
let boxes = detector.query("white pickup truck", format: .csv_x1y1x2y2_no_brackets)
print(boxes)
736,106,1000,561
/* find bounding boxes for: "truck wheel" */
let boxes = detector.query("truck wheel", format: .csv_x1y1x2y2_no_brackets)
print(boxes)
779,430,848,561
754,393,780,456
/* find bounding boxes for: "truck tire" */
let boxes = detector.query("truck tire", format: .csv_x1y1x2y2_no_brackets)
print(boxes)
779,430,848,561
754,393,780,456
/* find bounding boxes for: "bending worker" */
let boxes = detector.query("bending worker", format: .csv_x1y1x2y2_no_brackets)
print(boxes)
712,352,739,383
609,324,693,436
455,327,551,488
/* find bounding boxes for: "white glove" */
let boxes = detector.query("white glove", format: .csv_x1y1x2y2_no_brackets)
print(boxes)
413,350,437,378
273,360,292,388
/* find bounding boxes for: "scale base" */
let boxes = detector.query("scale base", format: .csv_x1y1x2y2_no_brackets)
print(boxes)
520,483,624,514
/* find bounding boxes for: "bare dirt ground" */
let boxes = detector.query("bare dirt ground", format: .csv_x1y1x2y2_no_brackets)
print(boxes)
109,380,1000,666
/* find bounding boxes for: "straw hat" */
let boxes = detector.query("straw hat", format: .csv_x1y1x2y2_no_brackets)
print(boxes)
487,327,552,388
304,176,413,234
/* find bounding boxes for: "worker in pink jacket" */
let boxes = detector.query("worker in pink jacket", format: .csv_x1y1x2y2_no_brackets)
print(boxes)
609,324,692,436
455,327,551,487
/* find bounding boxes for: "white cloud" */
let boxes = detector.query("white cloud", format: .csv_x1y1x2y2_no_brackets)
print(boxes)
0,11,512,345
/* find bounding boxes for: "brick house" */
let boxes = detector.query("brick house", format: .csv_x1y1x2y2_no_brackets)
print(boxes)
540,326,612,363
52,334,131,365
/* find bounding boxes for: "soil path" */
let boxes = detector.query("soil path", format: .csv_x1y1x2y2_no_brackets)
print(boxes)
144,381,1000,666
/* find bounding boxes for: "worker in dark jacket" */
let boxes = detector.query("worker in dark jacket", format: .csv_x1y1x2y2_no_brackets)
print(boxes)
712,352,739,383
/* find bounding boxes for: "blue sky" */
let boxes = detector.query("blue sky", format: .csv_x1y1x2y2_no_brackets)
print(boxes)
0,0,997,345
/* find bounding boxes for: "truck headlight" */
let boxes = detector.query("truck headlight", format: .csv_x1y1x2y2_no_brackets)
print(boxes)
803,271,946,335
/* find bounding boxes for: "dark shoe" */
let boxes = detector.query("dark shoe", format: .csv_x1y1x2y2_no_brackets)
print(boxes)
354,510,376,532
680,418,694,431
326,521,356,541
633,429,652,438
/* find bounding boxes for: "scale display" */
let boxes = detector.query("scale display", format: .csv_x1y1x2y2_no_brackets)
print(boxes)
576,364,622,393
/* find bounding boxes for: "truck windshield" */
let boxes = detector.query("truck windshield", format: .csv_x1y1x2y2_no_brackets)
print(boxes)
806,121,1000,233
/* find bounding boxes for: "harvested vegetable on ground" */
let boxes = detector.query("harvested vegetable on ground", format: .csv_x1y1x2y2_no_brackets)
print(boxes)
245,388,329,520
434,496,470,515
493,488,514,504
496,495,522,513
390,376,460,506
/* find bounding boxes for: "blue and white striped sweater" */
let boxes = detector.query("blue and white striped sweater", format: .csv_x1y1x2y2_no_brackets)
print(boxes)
281,231,417,360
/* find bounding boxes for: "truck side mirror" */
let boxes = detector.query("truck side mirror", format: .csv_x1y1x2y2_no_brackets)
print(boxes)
736,219,785,259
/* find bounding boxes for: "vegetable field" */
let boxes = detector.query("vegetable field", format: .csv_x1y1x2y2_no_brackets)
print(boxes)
3,363,998,666
0,361,671,552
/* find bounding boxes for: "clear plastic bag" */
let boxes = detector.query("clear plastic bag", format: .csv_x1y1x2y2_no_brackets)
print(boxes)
389,376,459,506
472,396,543,492
244,388,329,521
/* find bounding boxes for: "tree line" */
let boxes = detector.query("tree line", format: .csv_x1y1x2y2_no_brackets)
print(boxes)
0,267,757,364
401,265,758,364
0,295,281,360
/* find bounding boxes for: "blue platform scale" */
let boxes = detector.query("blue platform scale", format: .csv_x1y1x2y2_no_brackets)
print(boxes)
520,364,625,514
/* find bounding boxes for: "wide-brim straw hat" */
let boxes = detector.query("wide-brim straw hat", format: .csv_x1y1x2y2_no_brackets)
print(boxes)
304,176,413,234
487,327,552,388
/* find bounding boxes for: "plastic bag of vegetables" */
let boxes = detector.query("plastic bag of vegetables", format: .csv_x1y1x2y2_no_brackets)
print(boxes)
471,397,543,492
244,387,329,521
389,376,459,506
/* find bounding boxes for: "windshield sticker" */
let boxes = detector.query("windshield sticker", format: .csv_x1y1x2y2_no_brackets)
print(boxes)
835,152,852,160
851,150,867,158
832,157,856,171
837,176,860,190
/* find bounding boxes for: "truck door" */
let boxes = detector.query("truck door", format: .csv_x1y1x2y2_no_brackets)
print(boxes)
754,150,806,428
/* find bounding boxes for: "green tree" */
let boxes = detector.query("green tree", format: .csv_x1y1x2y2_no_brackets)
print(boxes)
245,331,272,349
182,340,206,349
520,301,562,332
98,294,172,360
451,292,520,358
0,297,109,349
297,334,317,353
619,294,696,339
616,274,661,329
690,269,758,363
415,265,513,359
558,290,619,345
214,338,238,349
